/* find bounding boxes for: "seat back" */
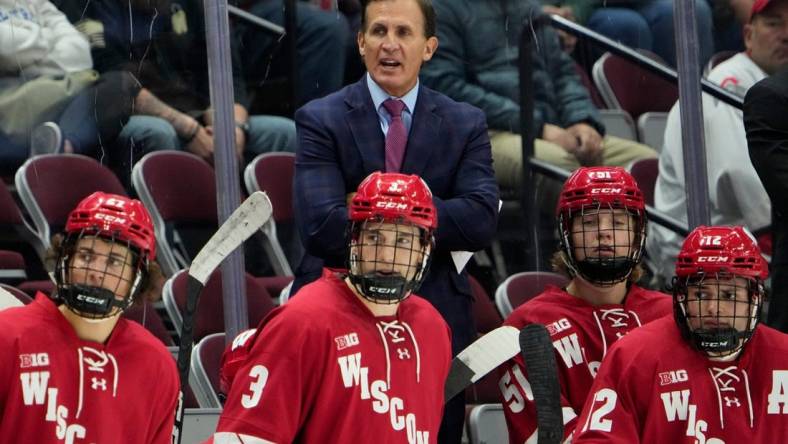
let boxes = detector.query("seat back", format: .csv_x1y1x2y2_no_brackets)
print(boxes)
598,109,637,141
15,154,127,251
592,52,679,120
628,157,659,207
468,275,502,334
163,269,276,342
0,283,33,305
0,250,26,282
244,152,298,276
190,332,226,408
132,151,218,276
495,271,570,318
467,404,508,444
637,111,669,153
122,301,175,346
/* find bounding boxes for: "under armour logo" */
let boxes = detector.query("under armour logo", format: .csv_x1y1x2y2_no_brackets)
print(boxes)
397,348,411,360
724,396,741,407
91,377,107,391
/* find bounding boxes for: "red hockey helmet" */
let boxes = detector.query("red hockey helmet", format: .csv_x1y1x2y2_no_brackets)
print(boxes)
56,192,156,319
65,192,156,261
673,226,768,357
350,171,437,230
348,172,436,304
557,167,647,285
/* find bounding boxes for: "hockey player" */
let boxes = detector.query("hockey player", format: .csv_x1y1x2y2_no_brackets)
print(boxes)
209,172,452,443
0,192,178,443
573,225,788,443
499,166,672,443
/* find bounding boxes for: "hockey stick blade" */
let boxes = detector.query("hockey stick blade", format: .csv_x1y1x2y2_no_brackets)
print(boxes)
188,191,274,285
520,324,563,444
174,191,273,443
444,325,519,402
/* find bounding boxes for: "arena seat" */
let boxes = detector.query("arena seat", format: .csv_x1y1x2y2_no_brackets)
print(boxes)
162,268,276,342
592,52,679,120
190,332,226,408
244,152,298,276
15,154,126,252
495,271,570,318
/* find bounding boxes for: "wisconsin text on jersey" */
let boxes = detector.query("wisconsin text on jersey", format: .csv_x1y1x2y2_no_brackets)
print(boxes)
337,320,430,444
19,347,119,442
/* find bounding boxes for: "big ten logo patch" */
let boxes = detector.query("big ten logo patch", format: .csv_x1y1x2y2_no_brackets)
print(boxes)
335,332,360,351
546,318,571,336
658,369,688,386
20,353,49,368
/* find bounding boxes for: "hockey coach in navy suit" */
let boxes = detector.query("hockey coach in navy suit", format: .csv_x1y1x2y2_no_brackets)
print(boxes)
291,0,499,441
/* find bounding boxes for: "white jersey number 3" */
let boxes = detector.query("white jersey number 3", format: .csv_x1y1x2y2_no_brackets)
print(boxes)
241,365,269,409
582,388,617,433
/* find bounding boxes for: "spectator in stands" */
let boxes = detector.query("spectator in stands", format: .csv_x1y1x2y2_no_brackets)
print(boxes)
540,0,714,67
421,0,656,200
711,0,756,54
745,67,788,332
237,0,350,107
0,0,137,172
57,0,296,182
647,0,787,285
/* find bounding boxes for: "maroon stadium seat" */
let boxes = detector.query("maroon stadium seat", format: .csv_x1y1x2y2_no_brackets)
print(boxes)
0,283,33,305
132,151,218,277
244,152,299,276
0,250,26,282
628,158,659,207
495,271,570,318
190,332,227,407
123,301,175,346
162,268,276,343
15,154,127,251
592,52,679,120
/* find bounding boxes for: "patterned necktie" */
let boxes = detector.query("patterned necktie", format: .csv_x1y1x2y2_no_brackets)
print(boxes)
382,98,407,172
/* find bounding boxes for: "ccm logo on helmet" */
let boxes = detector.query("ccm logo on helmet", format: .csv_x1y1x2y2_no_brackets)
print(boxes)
94,213,127,224
375,202,409,211
590,188,621,194
697,256,729,263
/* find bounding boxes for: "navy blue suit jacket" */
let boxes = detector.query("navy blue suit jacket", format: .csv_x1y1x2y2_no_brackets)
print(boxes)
292,78,499,352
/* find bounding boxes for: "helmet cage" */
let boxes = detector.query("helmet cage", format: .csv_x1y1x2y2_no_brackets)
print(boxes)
558,201,646,286
347,216,433,304
672,272,763,357
55,228,148,319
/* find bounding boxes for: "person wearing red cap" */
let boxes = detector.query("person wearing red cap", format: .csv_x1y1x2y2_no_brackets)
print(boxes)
207,172,451,444
0,192,178,443
573,225,788,443
648,0,788,286
499,166,672,444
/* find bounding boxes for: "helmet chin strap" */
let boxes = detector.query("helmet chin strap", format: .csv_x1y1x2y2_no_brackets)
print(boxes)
574,257,634,286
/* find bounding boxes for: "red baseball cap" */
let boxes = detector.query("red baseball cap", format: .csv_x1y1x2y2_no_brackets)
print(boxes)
751,0,781,21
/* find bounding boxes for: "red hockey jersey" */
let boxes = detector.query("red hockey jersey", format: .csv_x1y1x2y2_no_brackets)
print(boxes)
573,316,788,443
499,284,671,443
0,294,179,444
209,269,452,444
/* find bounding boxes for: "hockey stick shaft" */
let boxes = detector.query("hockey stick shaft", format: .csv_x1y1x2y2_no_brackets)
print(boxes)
174,191,273,443
520,324,563,444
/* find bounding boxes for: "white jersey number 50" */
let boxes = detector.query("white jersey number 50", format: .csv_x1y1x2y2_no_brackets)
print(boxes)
581,388,617,432
241,365,269,408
